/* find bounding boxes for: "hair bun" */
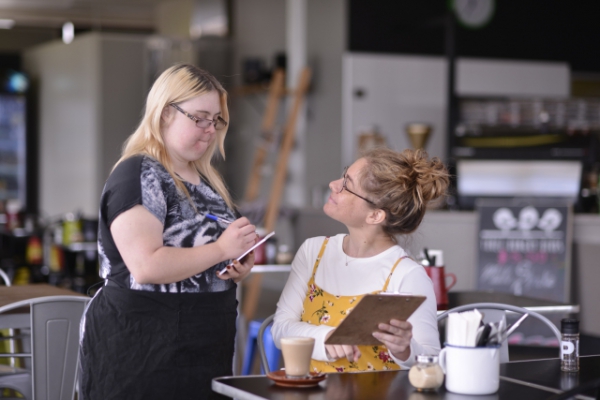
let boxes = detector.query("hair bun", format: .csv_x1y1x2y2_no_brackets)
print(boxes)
362,147,449,236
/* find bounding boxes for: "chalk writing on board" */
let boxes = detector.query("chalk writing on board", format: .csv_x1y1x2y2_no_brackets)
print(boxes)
477,201,571,303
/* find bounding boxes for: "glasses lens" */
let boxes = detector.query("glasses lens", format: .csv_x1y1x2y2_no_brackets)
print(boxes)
215,118,227,130
196,117,227,130
339,167,348,193
196,119,212,129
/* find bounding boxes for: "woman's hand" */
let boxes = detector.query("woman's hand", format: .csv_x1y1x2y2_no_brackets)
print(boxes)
214,217,256,260
324,330,361,362
372,319,412,361
216,250,255,283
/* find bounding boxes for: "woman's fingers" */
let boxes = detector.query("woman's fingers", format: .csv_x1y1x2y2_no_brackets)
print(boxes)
325,344,361,362
215,217,257,259
372,319,413,358
377,320,412,337
216,252,256,283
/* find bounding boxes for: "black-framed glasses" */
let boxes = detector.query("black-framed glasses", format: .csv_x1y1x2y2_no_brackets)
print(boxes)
170,103,228,130
339,166,376,205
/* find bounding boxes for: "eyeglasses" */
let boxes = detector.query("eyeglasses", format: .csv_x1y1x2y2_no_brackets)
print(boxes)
170,103,228,130
339,166,376,205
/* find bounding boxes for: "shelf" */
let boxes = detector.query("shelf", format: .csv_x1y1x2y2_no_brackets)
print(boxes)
452,146,589,160
62,242,97,252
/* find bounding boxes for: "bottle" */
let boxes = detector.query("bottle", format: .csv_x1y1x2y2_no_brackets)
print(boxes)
265,236,277,264
275,244,293,265
560,318,580,372
408,354,444,392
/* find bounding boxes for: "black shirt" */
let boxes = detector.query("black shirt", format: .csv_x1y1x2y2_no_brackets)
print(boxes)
97,155,236,293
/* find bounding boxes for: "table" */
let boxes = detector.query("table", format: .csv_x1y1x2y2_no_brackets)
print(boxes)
501,355,600,399
213,356,600,399
0,284,87,307
213,369,553,400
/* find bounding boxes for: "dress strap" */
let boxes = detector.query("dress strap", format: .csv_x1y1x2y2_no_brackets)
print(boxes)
309,237,330,281
381,256,409,292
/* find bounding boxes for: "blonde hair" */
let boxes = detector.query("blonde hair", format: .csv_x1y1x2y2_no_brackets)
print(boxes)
114,63,233,209
361,148,449,238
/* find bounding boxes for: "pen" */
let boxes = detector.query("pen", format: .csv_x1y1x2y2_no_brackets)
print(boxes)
205,213,234,224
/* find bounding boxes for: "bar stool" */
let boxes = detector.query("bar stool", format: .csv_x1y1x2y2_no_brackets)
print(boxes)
241,319,281,375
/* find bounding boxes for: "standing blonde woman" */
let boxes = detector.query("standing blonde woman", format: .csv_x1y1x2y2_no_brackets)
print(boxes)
272,148,449,373
79,64,257,399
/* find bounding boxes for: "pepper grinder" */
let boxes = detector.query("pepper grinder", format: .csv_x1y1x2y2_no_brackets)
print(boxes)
561,318,580,372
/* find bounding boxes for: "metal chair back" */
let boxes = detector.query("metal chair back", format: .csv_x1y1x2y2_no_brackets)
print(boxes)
0,295,90,400
437,302,561,363
257,314,275,373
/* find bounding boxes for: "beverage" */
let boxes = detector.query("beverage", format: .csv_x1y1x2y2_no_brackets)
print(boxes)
280,337,315,378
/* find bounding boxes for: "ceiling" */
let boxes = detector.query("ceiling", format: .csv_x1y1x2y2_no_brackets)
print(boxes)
0,0,163,30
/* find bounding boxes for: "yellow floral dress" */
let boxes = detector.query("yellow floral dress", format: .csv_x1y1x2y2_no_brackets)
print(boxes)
301,237,408,373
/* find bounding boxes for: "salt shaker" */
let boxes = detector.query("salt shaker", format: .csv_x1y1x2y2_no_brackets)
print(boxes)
560,318,580,372
408,355,444,391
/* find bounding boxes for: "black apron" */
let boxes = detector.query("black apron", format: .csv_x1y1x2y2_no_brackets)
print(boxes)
79,284,237,400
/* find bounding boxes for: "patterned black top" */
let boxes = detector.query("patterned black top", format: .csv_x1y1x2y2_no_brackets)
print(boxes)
97,155,237,293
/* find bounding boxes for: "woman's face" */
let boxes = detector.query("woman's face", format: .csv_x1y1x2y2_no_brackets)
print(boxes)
162,90,222,164
323,158,375,226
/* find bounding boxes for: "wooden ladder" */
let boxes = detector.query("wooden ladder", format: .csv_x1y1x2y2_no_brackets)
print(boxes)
242,67,312,322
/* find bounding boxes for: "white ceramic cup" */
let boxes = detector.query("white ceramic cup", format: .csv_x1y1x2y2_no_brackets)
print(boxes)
280,337,315,378
439,344,500,395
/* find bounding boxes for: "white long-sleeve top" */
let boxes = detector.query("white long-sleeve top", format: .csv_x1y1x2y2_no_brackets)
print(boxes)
272,234,440,369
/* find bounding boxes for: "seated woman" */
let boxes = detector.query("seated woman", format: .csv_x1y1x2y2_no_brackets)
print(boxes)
272,147,449,373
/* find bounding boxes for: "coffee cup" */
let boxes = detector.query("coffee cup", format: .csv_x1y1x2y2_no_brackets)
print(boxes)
280,337,315,378
439,344,500,395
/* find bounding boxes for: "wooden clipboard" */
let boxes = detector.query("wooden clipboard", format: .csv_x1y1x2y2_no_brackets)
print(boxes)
324,293,426,346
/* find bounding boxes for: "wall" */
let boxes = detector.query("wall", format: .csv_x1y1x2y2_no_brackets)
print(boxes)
342,54,570,167
304,0,346,205
23,35,101,218
99,36,147,187
0,28,58,53
227,0,346,208
226,0,287,200
22,32,147,218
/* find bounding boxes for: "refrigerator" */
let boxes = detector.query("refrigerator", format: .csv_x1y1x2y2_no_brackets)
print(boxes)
0,69,29,209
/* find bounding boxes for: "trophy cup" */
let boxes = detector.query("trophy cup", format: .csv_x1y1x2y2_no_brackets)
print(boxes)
406,123,432,150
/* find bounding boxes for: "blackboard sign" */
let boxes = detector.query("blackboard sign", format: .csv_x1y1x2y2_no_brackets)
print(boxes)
476,198,573,303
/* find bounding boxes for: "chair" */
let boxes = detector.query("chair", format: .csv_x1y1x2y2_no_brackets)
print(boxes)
437,302,562,363
254,314,281,374
0,295,90,400
0,268,19,374
0,269,11,287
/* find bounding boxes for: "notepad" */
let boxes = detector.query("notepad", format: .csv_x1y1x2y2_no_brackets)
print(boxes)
218,231,275,275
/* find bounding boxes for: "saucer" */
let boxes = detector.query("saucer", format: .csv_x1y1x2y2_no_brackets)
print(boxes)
266,370,326,388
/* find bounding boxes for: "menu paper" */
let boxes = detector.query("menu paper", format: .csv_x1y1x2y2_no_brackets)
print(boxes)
447,310,483,347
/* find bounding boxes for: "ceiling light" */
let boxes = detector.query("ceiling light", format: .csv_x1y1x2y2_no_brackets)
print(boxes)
0,19,15,29
62,21,74,44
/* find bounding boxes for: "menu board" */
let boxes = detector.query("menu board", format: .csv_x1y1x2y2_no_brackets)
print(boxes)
476,198,573,303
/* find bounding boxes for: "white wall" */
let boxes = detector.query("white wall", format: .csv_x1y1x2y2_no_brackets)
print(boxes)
305,0,346,205
226,0,287,200
342,54,571,167
227,0,346,208
23,35,101,218
23,32,147,218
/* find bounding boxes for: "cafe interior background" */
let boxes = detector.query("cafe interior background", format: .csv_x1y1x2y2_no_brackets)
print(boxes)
1,0,600,371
